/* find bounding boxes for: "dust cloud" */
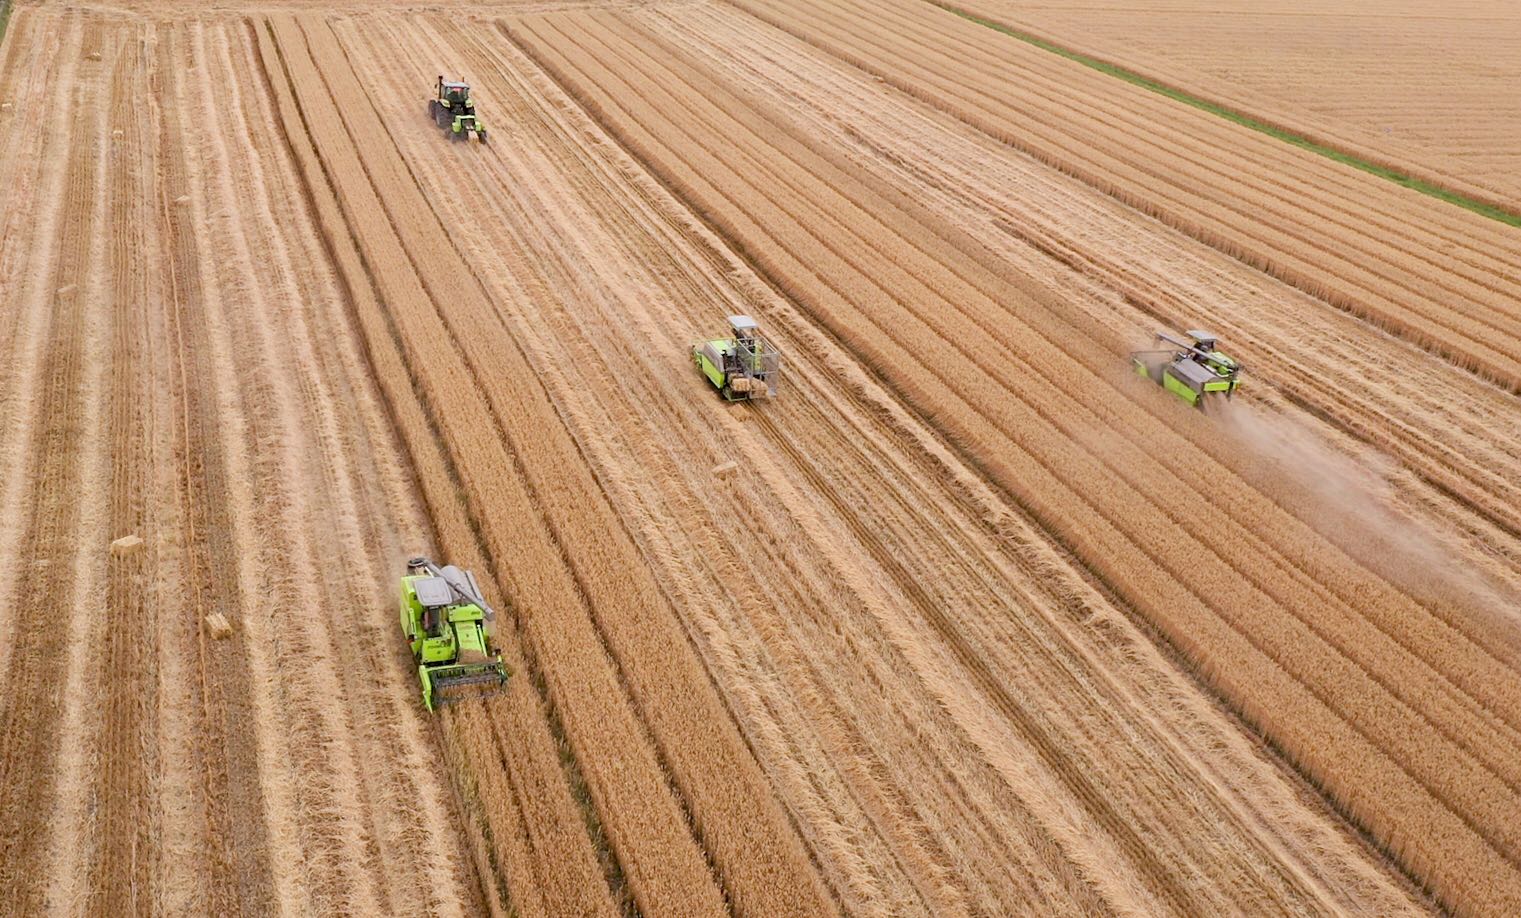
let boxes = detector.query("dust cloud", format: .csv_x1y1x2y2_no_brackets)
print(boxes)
1216,400,1521,651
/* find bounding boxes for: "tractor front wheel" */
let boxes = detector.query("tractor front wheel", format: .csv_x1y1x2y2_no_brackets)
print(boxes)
477,129,488,144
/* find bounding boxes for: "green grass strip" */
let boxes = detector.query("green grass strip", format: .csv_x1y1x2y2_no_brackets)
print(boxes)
932,1,1521,228
0,0,12,47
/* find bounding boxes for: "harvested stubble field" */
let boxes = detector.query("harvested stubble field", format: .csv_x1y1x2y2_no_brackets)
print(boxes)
949,0,1521,212
0,1,1516,916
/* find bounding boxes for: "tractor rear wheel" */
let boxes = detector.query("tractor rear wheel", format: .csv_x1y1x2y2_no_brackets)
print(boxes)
477,129,488,144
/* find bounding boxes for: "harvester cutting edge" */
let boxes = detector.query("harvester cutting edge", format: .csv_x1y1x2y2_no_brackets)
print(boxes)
1131,329,1242,407
692,315,781,401
400,557,509,711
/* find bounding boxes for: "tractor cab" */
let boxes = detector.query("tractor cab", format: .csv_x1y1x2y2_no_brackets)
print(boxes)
1181,330,1239,378
411,575,455,638
437,77,473,110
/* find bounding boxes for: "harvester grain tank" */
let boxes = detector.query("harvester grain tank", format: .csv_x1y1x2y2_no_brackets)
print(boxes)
1131,329,1242,407
429,76,487,143
399,557,509,710
692,315,781,401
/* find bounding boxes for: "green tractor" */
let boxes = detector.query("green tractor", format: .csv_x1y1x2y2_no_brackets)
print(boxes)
692,314,781,401
429,76,486,143
1131,329,1242,408
399,557,509,711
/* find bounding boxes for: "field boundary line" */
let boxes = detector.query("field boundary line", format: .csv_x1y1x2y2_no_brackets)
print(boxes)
927,1,1521,228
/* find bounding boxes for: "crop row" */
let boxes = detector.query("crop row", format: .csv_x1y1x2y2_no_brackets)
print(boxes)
261,13,833,917
730,0,1521,393
509,10,1521,913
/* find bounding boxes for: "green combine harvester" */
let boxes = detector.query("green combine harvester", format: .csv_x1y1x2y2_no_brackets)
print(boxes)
399,557,509,711
1131,329,1242,408
429,75,487,143
692,314,781,401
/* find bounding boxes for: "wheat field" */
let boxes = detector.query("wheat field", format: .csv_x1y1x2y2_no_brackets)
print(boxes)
1,1,1515,915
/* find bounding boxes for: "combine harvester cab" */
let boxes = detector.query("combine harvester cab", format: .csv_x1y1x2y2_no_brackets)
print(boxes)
692,314,782,401
399,557,510,711
1131,329,1242,408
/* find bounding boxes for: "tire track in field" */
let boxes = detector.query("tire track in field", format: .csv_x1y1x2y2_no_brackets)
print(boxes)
0,8,50,221
156,25,279,913
753,415,1199,915
0,10,59,274
85,28,159,915
255,15,646,914
0,20,105,915
218,19,481,917
252,19,608,915
0,14,82,688
187,19,386,912
317,21,687,905
284,16,721,913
